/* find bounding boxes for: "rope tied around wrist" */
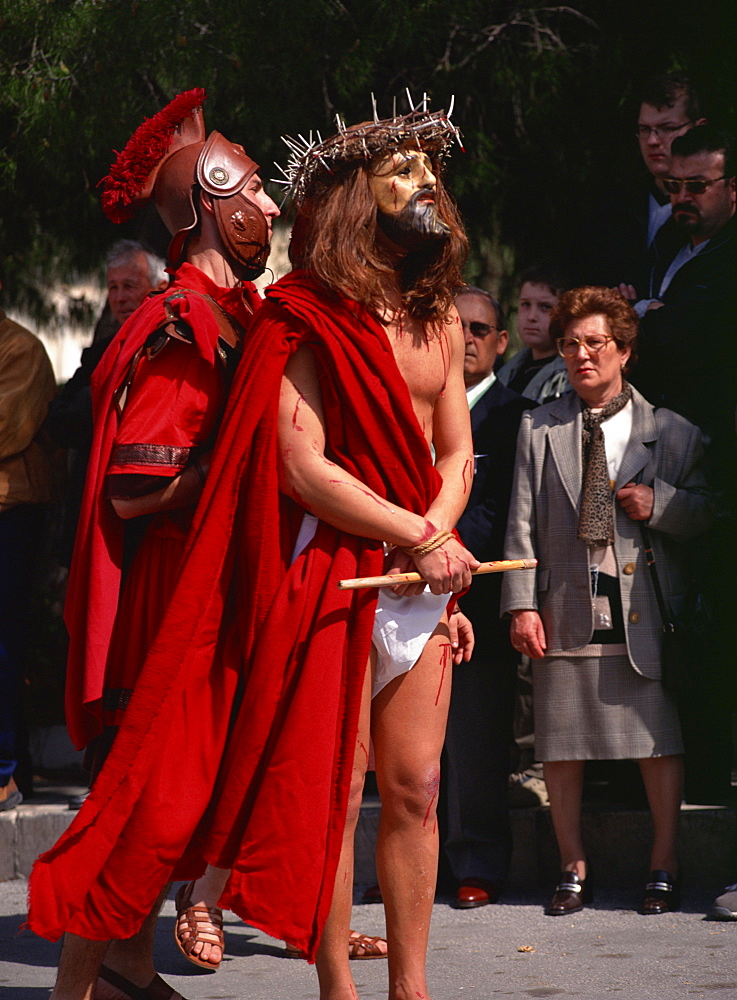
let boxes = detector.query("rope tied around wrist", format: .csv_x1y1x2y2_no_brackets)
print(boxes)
402,529,454,557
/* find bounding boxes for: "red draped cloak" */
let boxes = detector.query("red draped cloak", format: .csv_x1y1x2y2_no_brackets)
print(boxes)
64,262,260,749
29,271,441,961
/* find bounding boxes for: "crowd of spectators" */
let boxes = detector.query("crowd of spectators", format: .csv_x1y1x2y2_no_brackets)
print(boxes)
440,71,735,919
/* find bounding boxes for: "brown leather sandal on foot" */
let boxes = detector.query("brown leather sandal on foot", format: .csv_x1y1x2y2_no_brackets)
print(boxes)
348,929,388,959
284,929,388,960
174,881,224,970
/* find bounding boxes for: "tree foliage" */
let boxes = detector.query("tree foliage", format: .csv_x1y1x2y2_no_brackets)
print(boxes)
0,0,734,320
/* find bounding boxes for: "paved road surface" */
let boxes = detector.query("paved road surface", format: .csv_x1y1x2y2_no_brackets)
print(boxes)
2,879,735,999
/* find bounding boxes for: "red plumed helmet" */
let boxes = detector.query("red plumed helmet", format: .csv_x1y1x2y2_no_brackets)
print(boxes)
101,88,207,225
100,89,270,278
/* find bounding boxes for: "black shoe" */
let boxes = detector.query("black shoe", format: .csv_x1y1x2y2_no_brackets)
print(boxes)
545,870,592,916
639,869,681,914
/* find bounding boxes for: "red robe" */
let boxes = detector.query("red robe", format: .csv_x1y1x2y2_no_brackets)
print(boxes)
29,271,441,960
64,262,259,748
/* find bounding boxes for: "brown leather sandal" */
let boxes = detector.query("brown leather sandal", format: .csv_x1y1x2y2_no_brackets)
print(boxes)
348,929,388,959
284,929,388,960
174,880,224,970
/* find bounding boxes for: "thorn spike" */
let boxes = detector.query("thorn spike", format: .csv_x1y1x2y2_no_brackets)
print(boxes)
371,92,379,124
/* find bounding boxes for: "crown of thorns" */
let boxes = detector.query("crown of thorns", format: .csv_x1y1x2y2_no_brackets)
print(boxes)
272,91,463,207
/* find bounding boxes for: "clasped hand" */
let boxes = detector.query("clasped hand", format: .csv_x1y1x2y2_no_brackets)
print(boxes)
384,536,479,597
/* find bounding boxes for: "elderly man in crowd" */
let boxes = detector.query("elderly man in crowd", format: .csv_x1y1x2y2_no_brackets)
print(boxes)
48,241,168,567
441,286,531,908
104,240,168,329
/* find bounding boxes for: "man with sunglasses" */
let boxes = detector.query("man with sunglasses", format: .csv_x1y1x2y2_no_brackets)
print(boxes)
575,72,705,288
631,124,736,810
441,286,532,909
633,124,735,387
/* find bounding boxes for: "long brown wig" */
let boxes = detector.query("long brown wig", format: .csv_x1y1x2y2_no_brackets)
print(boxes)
289,151,468,329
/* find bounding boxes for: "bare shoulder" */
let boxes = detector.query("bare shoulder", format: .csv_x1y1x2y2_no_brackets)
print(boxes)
442,304,464,352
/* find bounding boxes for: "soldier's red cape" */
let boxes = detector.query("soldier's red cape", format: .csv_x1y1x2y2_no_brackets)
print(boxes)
62,262,261,750
29,270,441,960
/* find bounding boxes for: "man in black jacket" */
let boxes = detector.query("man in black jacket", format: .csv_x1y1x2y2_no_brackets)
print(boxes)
441,286,533,907
632,125,736,806
632,125,735,442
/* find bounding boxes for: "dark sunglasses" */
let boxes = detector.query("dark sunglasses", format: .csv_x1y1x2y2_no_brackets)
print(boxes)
662,176,727,195
462,321,498,339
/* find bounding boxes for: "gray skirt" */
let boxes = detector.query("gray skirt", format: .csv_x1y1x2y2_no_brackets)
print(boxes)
533,653,683,761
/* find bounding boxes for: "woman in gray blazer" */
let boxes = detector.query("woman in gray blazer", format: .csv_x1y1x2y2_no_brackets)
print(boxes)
502,287,714,917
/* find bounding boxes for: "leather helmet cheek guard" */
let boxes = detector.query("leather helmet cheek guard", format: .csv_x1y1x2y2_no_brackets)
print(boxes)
212,193,270,278
196,132,270,278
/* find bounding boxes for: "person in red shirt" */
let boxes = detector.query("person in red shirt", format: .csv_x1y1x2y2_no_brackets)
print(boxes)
53,89,278,1000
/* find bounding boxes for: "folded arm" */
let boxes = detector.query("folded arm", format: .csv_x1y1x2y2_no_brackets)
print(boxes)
278,345,478,594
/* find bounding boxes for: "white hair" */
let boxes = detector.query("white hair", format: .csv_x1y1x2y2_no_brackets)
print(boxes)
106,239,166,288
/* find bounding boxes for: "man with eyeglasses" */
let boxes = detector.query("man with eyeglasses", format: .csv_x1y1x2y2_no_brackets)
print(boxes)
440,286,533,910
632,124,735,414
575,72,705,288
631,123,736,811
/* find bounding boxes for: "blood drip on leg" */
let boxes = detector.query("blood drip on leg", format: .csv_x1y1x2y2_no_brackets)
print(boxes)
435,642,451,706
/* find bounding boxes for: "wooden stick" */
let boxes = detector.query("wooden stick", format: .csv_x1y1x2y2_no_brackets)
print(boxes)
338,558,538,590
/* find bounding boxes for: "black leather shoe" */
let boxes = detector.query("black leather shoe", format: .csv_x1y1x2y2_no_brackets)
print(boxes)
455,878,502,909
639,869,681,914
545,870,592,915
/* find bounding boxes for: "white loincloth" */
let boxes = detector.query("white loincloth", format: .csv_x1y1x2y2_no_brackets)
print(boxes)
291,513,450,698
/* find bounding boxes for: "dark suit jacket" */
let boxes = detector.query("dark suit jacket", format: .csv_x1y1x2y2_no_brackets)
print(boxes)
632,214,737,476
457,379,533,652
572,178,681,290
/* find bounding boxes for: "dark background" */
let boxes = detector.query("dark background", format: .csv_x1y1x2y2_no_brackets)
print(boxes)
1,0,735,323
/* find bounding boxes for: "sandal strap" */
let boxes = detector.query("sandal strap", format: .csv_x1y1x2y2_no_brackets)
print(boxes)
178,903,223,927
348,931,386,958
98,966,183,1000
174,881,224,956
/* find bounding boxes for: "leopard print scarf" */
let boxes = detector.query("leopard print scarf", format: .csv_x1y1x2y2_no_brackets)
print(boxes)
577,381,632,546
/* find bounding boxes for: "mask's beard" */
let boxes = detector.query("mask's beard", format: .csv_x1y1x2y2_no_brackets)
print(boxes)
376,188,450,250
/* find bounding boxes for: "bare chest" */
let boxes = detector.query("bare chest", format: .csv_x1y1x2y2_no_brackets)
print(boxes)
384,315,451,440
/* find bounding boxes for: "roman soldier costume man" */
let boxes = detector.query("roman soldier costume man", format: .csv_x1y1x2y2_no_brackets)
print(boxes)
43,88,278,1000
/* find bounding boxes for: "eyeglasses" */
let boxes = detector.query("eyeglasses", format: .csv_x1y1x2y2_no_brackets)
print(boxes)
635,121,695,139
462,321,498,339
662,176,727,195
556,335,613,357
